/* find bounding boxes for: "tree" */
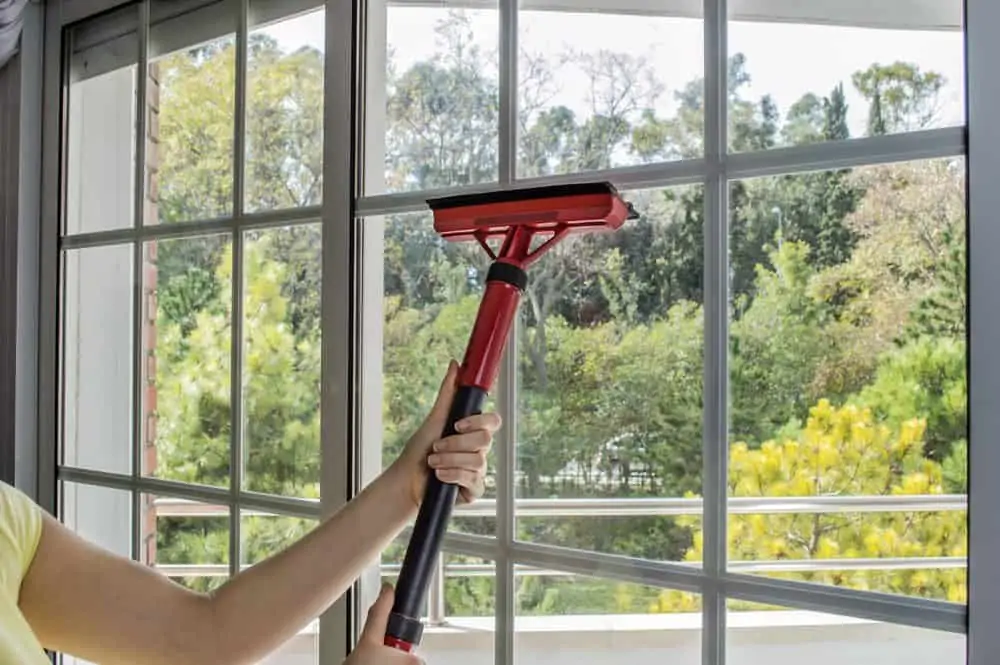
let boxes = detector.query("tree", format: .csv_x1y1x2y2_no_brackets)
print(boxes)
148,16,966,619
782,93,824,146
385,12,499,190
157,236,321,496
853,62,946,135
678,400,966,604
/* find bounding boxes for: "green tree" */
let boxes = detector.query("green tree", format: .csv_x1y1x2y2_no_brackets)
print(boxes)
149,18,967,618
853,62,946,135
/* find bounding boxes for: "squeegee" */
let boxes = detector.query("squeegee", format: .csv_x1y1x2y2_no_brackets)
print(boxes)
384,182,637,653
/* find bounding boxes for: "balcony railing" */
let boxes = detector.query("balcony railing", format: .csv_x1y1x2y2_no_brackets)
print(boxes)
151,494,968,625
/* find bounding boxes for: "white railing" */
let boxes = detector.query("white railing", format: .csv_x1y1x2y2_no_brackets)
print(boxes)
151,494,967,625
153,493,968,517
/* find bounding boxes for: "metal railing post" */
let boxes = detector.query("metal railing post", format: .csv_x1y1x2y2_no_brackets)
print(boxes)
428,553,447,625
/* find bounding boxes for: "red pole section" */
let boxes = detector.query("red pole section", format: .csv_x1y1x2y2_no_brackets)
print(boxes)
458,272,523,391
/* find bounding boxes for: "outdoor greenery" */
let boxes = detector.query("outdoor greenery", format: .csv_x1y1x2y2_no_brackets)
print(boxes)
148,12,967,613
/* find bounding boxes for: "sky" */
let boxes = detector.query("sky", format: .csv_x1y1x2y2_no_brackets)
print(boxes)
255,6,965,142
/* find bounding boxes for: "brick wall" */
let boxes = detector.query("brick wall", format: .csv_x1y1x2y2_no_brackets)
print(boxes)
141,62,161,567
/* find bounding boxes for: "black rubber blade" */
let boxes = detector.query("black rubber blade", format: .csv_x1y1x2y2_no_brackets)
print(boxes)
427,181,624,210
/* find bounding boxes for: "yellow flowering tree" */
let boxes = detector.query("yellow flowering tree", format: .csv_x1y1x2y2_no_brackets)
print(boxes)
657,399,966,612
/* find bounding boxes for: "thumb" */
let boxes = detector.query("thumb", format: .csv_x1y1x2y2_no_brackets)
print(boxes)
360,584,395,645
425,360,459,430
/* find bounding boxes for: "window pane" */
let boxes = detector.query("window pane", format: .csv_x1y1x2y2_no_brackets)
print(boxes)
727,600,965,664
149,0,236,224
243,225,322,498
62,244,134,475
364,3,499,195
377,212,497,536
144,235,233,488
516,185,704,563
727,158,968,602
61,482,132,558
66,6,138,235
727,4,964,151
144,494,230,593
517,6,704,176
242,510,320,665
60,482,132,665
246,6,325,212
516,570,701,665
380,547,495,664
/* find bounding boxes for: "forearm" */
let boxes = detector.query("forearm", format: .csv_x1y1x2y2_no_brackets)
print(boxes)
204,468,416,665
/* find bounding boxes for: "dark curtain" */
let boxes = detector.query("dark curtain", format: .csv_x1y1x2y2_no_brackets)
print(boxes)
0,0,28,72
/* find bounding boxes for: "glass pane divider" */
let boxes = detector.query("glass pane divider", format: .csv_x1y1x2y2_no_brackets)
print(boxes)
725,126,966,180
58,466,325,518
130,0,150,564
704,0,728,662
227,0,251,583
495,306,518,665
498,0,517,185
353,124,967,223
506,539,706,595
59,207,324,251
722,572,967,635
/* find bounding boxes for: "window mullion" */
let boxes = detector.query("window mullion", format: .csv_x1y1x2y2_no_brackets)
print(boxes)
496,324,518,665
499,0,517,185
228,0,250,580
497,0,518,662
967,0,1000,661
703,0,728,663
130,0,150,564
319,0,359,661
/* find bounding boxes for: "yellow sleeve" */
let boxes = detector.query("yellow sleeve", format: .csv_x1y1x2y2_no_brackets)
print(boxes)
0,481,44,593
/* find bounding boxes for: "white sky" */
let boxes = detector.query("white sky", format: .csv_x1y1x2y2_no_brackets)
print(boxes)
258,8,965,138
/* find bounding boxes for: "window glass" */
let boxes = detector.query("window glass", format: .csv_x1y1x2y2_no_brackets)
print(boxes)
518,5,704,175
364,1,499,194
727,4,964,151
516,185,705,563
727,158,968,602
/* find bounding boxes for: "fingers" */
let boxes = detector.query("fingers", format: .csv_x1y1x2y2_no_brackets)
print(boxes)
434,468,483,496
434,428,494,454
428,451,487,472
453,412,502,435
359,584,394,645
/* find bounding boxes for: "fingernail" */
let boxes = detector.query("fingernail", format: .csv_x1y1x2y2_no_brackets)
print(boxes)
427,454,440,466
455,419,468,432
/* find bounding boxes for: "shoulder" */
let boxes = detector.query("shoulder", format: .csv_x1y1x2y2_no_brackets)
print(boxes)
0,481,44,586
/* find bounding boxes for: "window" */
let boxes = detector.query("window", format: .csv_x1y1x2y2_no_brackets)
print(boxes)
56,1,327,662
44,0,983,664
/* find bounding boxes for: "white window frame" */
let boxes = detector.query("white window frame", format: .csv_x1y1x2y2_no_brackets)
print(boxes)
25,0,996,664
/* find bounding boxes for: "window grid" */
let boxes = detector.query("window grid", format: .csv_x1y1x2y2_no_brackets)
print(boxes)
350,0,968,656
42,0,972,664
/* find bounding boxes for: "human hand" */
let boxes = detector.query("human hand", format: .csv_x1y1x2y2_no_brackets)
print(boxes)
388,360,501,509
345,585,423,665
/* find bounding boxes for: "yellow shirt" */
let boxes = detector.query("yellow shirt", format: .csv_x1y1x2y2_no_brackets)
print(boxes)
0,481,49,665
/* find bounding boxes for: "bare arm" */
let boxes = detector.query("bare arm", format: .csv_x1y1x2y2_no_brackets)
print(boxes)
19,363,498,665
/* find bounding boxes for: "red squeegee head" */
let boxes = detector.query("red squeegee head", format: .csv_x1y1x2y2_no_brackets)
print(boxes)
428,182,637,268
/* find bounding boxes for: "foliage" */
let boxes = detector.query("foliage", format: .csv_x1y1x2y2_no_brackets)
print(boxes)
677,400,967,605
149,9,967,616
852,62,946,135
